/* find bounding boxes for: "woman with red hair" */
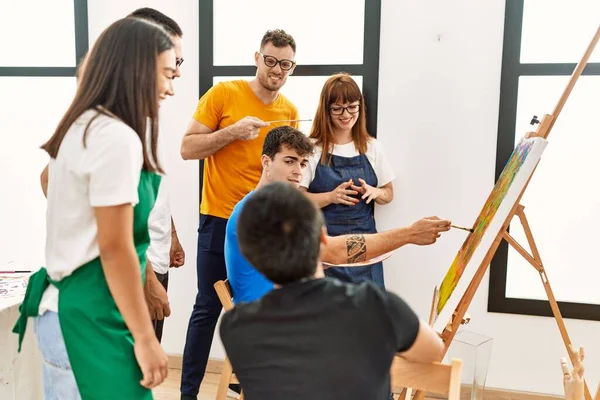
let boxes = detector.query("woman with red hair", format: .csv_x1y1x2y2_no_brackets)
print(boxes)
300,73,395,288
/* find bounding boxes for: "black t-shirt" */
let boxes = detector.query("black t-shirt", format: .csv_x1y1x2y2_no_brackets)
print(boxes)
220,277,420,400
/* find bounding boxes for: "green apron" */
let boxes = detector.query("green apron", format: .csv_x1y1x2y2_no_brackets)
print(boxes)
14,170,161,400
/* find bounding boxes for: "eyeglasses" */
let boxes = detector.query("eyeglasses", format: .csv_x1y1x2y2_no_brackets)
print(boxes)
259,52,295,71
329,104,360,115
176,58,184,67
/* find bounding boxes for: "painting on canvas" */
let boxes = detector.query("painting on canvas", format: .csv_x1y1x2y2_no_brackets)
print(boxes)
434,136,549,321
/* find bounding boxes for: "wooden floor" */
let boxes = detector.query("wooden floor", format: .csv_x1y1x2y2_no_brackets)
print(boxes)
153,369,234,400
152,368,402,399
152,368,563,400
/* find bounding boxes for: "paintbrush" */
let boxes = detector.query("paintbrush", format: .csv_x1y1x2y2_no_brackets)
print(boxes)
451,224,474,233
265,119,312,124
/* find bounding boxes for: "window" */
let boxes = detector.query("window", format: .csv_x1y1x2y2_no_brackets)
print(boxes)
213,0,365,66
0,0,88,268
0,0,77,67
201,1,379,134
489,0,600,320
199,0,381,195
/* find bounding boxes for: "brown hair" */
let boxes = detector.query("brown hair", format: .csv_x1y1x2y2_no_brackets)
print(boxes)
260,29,296,53
262,126,314,159
41,17,174,173
309,73,369,164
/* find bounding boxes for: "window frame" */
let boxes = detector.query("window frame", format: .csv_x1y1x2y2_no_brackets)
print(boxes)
0,0,88,77
197,0,382,199
488,0,600,321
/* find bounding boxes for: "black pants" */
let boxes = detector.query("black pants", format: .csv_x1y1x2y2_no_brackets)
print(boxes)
181,214,228,396
152,270,169,343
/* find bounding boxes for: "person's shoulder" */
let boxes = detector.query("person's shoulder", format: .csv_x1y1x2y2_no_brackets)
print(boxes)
337,279,390,303
84,108,131,129
85,110,140,147
203,80,243,100
308,139,323,158
219,79,250,94
317,277,369,295
365,137,389,163
227,192,255,229
366,136,382,151
369,137,392,158
278,92,298,110
307,279,388,310
231,191,255,216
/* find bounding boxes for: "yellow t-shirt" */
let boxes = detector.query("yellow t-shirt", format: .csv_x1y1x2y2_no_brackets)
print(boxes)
193,80,299,219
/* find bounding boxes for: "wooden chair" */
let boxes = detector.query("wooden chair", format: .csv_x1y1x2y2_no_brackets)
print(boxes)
391,356,462,400
214,279,243,400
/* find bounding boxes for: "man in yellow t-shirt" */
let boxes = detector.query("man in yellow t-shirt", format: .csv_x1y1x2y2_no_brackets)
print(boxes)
179,29,299,399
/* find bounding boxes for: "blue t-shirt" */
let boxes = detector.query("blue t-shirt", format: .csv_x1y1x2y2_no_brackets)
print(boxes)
225,192,275,303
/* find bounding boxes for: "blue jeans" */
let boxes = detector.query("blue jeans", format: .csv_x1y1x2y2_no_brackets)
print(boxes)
181,214,228,396
34,311,81,400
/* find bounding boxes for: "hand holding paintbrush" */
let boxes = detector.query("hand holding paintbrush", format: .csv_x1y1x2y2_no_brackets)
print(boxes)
228,117,311,141
264,118,312,124
451,224,474,233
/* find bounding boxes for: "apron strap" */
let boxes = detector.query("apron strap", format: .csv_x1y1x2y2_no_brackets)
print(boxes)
12,268,51,352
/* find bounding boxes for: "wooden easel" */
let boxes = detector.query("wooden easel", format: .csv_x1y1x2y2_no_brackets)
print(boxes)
412,26,600,400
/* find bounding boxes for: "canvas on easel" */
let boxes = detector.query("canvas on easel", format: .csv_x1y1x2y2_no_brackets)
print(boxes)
408,24,600,400
433,136,547,323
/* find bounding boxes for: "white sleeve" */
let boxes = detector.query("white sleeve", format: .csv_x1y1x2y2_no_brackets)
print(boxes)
84,120,144,207
300,147,322,189
373,139,396,187
145,119,166,173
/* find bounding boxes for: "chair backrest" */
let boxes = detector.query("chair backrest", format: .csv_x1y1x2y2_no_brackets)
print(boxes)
214,280,234,311
391,356,462,400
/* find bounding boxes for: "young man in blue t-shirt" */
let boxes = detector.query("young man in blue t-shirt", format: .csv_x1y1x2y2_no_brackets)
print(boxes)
224,126,452,303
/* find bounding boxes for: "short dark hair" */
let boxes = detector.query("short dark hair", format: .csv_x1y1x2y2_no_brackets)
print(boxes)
129,7,183,36
260,29,296,53
238,182,323,284
262,126,314,160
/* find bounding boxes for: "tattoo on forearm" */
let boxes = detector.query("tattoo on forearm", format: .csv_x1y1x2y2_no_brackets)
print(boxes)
346,234,367,263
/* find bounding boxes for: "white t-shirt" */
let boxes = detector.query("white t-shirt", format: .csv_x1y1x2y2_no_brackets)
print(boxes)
146,133,171,275
39,110,143,313
300,138,396,189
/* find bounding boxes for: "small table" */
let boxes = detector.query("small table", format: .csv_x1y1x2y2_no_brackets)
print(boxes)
0,275,43,399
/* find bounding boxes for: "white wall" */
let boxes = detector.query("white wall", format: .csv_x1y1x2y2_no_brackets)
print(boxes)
85,0,600,395
376,0,599,395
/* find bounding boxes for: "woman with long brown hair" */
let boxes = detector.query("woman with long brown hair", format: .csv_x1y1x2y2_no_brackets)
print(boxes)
13,17,176,399
300,73,395,288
